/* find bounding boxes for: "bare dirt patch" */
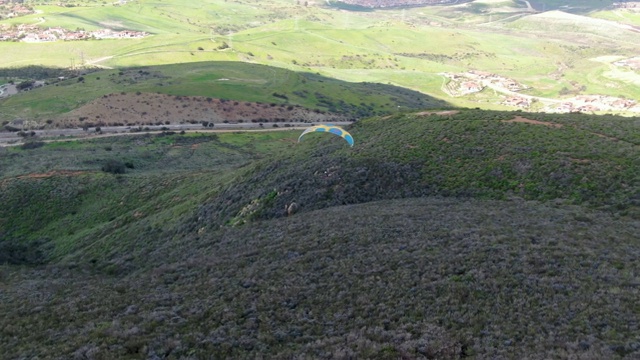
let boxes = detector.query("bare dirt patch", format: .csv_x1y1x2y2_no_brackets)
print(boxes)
1,170,91,187
503,116,627,144
569,158,590,164
415,110,460,116
55,93,351,129
17,170,89,179
592,132,620,142
502,116,563,128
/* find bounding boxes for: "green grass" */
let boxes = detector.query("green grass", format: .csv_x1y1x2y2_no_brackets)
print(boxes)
592,9,640,26
0,130,291,264
2,0,640,112
196,109,639,230
0,61,448,123
527,0,618,13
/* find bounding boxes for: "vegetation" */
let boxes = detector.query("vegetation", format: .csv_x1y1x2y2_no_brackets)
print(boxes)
1,0,639,358
1,110,638,358
1,0,640,113
0,62,448,125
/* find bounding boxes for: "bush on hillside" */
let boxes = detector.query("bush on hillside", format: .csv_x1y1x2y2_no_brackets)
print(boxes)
101,159,127,174
20,141,45,150
0,237,48,265
16,80,35,90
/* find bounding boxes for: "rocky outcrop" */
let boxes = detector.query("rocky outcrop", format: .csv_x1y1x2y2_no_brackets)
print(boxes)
4,119,43,131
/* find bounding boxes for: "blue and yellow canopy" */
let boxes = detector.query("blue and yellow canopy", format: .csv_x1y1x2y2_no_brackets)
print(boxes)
298,124,354,147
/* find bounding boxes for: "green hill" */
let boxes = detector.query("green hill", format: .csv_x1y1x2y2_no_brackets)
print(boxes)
3,0,640,111
1,109,638,358
197,110,639,227
0,62,448,125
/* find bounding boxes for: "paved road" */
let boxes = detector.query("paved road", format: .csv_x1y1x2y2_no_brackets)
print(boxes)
0,122,354,147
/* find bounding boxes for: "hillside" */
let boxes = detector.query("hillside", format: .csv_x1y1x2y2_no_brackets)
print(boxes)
333,0,472,9
1,109,638,358
1,1,640,358
2,0,640,113
507,10,640,44
196,110,639,227
0,62,448,127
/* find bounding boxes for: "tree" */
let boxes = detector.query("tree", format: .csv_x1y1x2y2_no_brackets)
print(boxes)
16,80,34,90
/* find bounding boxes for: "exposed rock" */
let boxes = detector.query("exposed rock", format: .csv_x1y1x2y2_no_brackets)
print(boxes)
4,119,43,131
286,202,300,216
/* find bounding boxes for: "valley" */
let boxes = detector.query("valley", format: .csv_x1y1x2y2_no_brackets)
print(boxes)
1,0,640,120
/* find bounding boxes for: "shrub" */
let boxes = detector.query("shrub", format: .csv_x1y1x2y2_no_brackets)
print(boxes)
101,159,127,174
21,141,45,150
17,131,33,138
0,237,48,265
16,80,34,90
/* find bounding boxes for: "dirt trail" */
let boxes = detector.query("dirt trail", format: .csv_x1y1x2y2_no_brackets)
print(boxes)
502,116,635,145
502,116,563,128
16,170,89,179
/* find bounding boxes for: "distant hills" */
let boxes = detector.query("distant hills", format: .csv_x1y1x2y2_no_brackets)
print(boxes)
335,0,471,8
1,0,639,113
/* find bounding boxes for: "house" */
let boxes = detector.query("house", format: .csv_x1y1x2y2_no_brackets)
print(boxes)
460,81,483,94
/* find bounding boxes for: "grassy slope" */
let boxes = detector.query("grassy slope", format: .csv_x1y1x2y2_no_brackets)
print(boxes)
0,61,449,123
197,110,639,229
1,109,638,358
0,131,297,261
592,9,640,27
1,0,639,357
527,0,617,13
2,0,640,114
2,197,638,358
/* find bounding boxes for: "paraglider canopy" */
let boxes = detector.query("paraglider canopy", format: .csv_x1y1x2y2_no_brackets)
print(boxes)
298,124,354,147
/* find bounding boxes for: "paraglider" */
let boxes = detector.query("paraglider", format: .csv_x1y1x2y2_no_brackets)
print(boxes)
298,124,354,147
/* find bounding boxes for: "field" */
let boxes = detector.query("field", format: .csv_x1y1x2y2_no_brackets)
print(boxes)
2,0,640,117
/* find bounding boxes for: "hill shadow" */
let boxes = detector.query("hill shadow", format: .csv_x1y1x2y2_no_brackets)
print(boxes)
1,61,452,123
